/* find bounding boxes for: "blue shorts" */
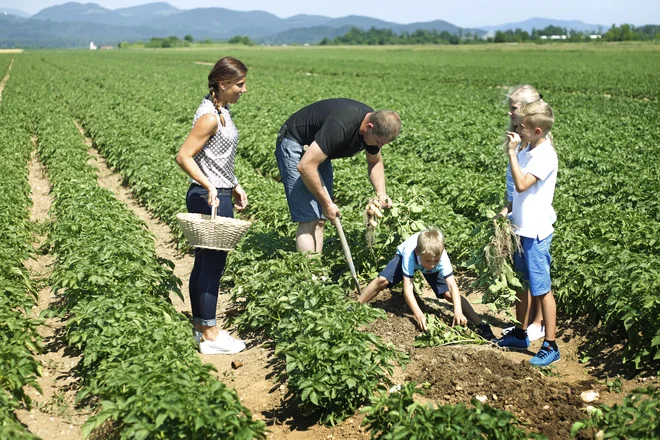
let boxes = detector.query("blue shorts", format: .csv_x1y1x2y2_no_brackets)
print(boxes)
275,137,333,223
514,234,553,296
379,254,449,298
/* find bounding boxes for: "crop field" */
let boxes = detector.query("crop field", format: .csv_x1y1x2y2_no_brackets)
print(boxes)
1,44,659,439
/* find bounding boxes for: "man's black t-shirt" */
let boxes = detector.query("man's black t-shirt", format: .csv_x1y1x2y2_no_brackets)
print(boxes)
283,98,374,159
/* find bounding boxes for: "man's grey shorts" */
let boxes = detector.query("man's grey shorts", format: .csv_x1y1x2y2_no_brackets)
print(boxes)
275,137,333,223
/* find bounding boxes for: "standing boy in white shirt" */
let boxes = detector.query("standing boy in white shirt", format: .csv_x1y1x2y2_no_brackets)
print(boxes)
495,100,560,367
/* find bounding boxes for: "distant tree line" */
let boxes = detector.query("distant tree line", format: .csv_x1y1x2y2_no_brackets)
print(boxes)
228,35,255,46
320,24,660,45
320,28,466,46
117,23,659,49
492,24,660,43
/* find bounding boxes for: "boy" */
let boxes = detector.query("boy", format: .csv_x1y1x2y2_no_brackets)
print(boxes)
357,227,495,340
495,100,559,367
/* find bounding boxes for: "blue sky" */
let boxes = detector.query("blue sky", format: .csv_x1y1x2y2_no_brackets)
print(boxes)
4,0,658,27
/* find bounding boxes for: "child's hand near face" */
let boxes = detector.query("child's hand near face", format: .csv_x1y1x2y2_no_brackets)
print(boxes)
506,131,521,153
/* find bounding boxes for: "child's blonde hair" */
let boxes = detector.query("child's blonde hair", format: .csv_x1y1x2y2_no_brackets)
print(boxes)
416,227,445,258
518,100,554,135
505,84,553,145
506,85,541,132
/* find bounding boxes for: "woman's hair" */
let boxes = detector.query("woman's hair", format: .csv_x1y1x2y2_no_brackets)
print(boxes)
370,110,402,140
208,56,247,127
416,227,445,258
518,100,554,135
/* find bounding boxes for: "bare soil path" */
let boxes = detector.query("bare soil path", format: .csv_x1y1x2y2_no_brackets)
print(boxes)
0,58,14,102
14,142,91,439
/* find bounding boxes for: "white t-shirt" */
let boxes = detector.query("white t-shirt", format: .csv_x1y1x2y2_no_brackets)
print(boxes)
511,139,558,240
396,232,453,278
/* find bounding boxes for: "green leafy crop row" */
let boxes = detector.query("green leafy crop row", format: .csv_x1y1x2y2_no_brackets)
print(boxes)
10,57,265,439
0,61,42,440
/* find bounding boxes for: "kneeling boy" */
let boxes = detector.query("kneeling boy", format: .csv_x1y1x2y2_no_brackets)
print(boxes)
357,227,494,340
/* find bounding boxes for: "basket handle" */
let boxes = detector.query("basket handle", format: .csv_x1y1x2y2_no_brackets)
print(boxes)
211,205,217,220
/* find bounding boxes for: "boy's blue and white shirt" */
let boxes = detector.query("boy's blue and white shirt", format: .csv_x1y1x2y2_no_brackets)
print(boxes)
396,232,453,278
511,138,558,240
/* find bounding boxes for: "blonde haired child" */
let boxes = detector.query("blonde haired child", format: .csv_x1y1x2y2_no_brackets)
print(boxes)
498,85,547,342
496,100,560,367
357,227,494,340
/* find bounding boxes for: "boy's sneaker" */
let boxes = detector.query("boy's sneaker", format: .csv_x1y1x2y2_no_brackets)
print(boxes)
199,331,246,355
496,332,530,350
530,341,560,367
475,323,496,342
526,323,546,342
193,330,202,345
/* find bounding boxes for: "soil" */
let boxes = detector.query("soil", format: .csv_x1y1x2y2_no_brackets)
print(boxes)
14,123,658,439
0,58,14,101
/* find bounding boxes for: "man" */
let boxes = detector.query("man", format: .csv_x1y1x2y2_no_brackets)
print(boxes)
275,98,401,253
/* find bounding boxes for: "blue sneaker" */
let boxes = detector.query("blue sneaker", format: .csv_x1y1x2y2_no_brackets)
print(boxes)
496,332,530,349
530,341,561,367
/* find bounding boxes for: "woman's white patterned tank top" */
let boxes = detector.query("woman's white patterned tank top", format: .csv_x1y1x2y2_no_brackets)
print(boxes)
191,97,239,189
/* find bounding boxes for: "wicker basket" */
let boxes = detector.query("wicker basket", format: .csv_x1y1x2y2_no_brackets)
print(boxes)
177,210,252,251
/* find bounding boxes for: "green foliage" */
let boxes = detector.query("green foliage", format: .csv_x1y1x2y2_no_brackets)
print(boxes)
571,387,660,439
465,213,524,315
414,314,487,347
8,45,660,436
362,382,546,439
0,63,44,438
9,58,265,439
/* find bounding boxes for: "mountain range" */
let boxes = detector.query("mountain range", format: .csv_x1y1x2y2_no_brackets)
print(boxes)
0,2,609,48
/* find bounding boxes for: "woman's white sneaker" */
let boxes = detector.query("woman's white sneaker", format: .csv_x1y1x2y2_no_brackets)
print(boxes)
199,331,246,355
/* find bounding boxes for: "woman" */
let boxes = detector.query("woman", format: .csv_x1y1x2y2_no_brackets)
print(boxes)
175,56,248,355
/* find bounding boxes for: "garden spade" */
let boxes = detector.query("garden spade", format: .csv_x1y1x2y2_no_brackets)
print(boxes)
319,176,362,295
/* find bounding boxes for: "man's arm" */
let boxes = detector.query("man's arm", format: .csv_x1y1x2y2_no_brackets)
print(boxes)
297,142,340,221
366,151,392,207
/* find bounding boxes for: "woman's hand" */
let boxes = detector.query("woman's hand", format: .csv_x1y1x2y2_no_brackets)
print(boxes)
232,185,248,211
207,187,219,209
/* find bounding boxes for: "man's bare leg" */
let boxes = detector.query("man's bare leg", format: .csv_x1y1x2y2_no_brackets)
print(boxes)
297,220,324,254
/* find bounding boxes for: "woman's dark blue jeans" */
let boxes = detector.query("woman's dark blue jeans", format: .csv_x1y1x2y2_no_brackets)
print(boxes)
186,184,234,327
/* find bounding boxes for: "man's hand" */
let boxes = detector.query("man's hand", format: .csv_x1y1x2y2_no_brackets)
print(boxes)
452,313,468,327
323,202,341,223
415,312,428,332
377,193,392,209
